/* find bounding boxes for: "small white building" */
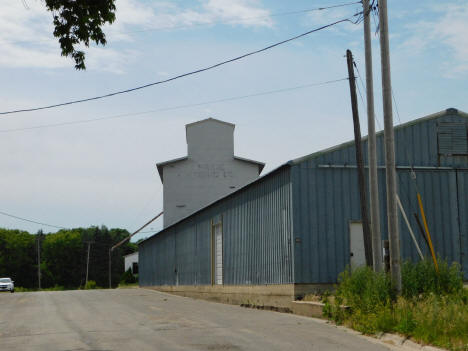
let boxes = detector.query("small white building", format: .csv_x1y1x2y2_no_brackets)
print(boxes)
157,118,264,227
124,252,139,274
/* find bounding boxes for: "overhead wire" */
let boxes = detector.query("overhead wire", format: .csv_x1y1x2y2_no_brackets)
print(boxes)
0,1,362,46
368,3,430,261
352,58,383,130
119,1,363,35
0,14,362,116
0,210,66,229
0,78,349,133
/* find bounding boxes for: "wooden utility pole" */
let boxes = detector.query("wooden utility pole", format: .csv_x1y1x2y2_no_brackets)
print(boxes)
108,248,112,288
378,0,401,291
363,0,383,272
346,49,373,267
85,241,94,285
37,232,42,290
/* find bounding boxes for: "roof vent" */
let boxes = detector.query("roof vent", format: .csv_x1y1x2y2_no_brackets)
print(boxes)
446,108,458,114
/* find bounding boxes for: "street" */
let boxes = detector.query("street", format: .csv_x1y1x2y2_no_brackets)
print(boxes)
0,288,391,351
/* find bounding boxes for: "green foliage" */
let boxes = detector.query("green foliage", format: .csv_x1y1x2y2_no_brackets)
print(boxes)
336,266,395,313
84,280,97,289
44,0,116,70
401,258,463,298
324,261,468,351
120,268,137,285
0,229,36,288
15,285,65,292
0,226,135,289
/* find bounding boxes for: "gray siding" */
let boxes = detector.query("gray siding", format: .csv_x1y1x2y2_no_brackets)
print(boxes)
139,167,293,286
457,171,468,279
292,110,468,283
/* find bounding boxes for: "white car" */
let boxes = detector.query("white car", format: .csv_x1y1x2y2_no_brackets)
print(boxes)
0,278,14,293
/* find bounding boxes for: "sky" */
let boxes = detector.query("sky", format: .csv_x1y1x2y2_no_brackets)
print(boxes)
0,0,467,242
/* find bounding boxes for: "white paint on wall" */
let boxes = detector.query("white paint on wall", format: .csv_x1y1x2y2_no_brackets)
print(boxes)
157,118,264,227
124,252,139,273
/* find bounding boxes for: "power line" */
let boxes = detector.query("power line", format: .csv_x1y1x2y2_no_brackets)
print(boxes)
0,1,362,46
117,1,363,35
0,210,66,229
0,78,349,133
352,58,383,130
0,15,360,116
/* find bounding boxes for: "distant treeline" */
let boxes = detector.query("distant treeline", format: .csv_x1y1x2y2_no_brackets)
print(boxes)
0,226,137,289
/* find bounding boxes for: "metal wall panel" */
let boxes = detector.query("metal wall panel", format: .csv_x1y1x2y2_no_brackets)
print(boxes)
397,170,460,264
457,171,468,279
291,110,468,283
139,167,293,286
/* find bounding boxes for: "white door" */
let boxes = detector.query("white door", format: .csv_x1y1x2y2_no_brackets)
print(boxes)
349,222,366,270
214,224,223,285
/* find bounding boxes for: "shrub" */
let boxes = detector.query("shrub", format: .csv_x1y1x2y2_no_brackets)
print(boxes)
120,268,136,284
324,260,468,350
336,266,395,313
84,280,97,289
401,258,463,298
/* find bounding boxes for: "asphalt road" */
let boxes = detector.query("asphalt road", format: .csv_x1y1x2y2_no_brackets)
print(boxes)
0,288,392,351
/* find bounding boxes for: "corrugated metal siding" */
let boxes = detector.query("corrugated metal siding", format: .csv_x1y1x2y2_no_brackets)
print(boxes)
397,170,460,264
292,111,468,283
139,167,293,286
291,166,360,283
457,171,468,280
437,122,468,156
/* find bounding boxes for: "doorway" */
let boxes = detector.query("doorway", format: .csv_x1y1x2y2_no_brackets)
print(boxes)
349,221,366,270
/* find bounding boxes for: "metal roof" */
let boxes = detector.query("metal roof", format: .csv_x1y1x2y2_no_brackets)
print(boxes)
234,155,265,173
290,108,468,165
156,156,188,181
185,117,235,129
142,107,467,244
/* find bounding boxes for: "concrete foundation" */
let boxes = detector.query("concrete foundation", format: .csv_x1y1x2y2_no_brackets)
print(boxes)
142,283,335,313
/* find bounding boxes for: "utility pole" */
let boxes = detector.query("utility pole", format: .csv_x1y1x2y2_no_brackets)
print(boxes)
37,235,41,290
378,0,401,291
85,241,94,285
37,230,43,290
108,248,112,289
346,49,373,267
363,0,383,272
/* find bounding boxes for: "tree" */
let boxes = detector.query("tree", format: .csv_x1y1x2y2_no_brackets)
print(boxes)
44,0,116,70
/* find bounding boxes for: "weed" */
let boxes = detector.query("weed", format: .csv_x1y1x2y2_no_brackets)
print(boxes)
324,260,468,351
84,280,97,289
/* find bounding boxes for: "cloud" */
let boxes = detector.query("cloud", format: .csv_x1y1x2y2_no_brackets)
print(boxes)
202,0,272,27
304,5,363,34
401,3,468,75
0,0,272,71
107,0,273,32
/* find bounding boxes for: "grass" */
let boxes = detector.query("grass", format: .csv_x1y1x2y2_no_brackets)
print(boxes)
117,283,139,289
323,260,468,351
14,285,66,292
14,281,105,292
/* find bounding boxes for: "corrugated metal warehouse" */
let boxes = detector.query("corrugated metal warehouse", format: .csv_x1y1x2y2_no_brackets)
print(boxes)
139,108,468,302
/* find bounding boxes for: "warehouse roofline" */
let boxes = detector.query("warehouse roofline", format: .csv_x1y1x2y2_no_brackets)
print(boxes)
139,163,289,245
290,108,468,165
140,107,467,245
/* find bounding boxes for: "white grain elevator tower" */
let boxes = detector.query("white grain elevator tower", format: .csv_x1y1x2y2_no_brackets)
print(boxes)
157,118,264,227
